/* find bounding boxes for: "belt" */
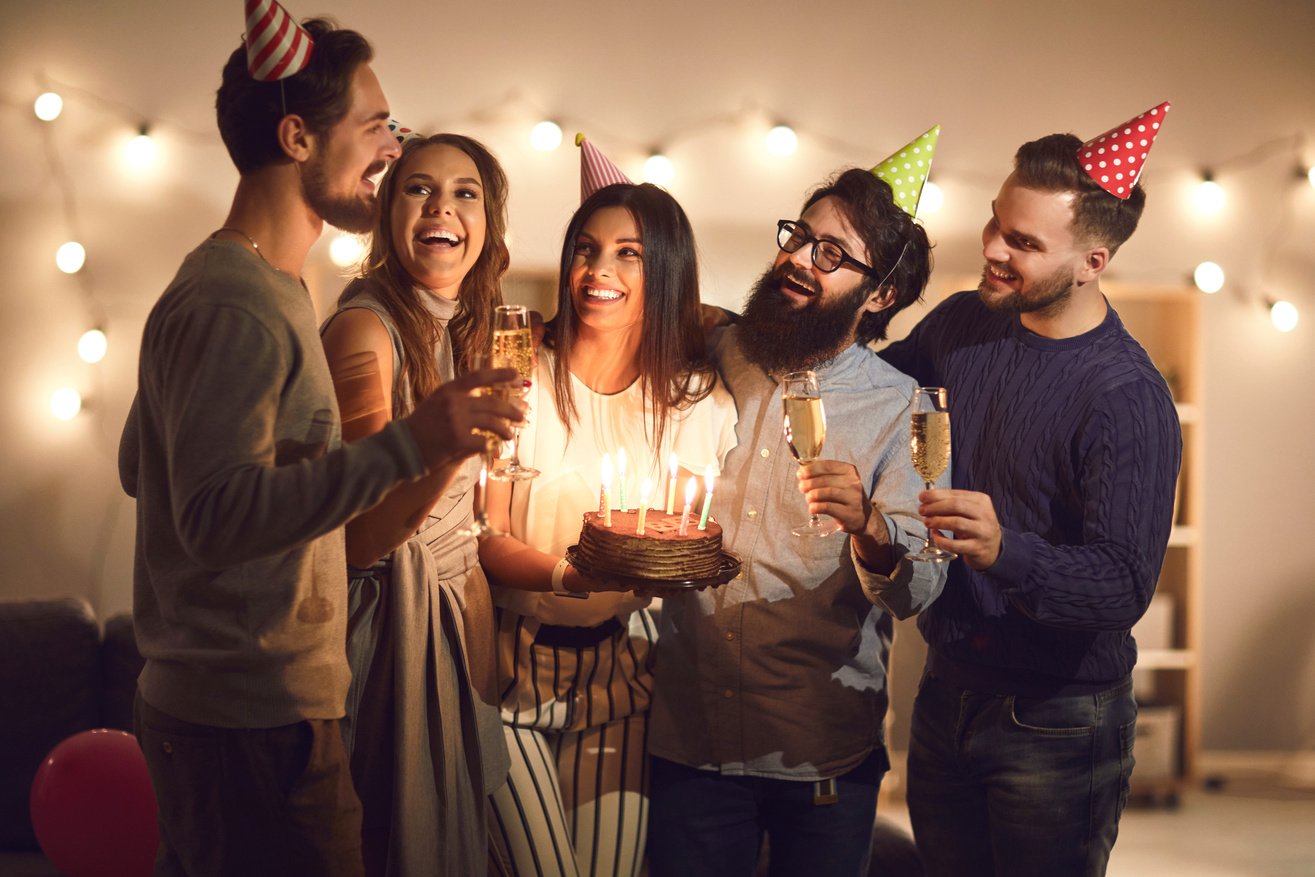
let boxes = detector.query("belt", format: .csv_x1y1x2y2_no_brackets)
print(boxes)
533,616,625,648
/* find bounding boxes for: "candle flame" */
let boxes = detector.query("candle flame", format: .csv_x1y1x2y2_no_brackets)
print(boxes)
703,463,716,492
640,478,653,504
684,475,698,505
668,452,679,477
601,454,613,488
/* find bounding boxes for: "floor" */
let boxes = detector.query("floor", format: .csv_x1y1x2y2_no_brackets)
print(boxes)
880,769,1315,876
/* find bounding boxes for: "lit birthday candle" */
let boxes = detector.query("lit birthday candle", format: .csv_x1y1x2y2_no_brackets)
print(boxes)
665,452,678,514
617,448,628,512
600,454,613,527
637,478,653,536
678,476,697,536
697,464,716,531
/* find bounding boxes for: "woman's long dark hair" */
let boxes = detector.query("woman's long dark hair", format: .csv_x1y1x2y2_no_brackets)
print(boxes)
341,134,509,403
545,183,715,462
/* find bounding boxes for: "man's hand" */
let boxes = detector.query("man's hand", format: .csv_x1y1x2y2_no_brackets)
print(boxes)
797,459,871,534
404,367,526,470
919,488,1002,570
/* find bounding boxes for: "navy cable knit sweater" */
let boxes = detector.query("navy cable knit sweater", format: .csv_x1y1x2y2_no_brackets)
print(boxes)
881,290,1182,694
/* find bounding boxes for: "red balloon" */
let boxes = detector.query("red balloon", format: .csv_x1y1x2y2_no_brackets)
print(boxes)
29,729,159,877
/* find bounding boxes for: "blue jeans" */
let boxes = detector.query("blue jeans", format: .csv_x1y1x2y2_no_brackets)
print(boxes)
906,670,1137,877
648,750,887,877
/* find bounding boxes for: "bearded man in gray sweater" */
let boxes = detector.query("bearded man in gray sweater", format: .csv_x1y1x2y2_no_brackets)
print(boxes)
117,14,522,875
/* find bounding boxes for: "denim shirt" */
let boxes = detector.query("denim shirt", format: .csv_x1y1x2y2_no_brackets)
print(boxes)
649,326,946,780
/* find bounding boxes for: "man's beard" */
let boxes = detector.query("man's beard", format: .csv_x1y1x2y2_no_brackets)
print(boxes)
301,155,384,234
977,262,1075,316
737,264,871,374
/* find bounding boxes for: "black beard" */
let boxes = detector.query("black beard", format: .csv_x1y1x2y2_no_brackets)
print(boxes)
737,264,871,374
301,156,383,234
977,262,1075,316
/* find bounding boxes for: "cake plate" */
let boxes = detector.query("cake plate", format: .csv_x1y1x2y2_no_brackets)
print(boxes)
564,546,743,591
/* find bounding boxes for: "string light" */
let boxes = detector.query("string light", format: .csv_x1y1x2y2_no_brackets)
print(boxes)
50,387,83,420
1192,261,1225,294
765,123,798,157
1192,171,1225,215
123,125,156,169
1269,299,1299,333
77,328,108,364
329,233,365,268
529,120,563,152
34,91,63,121
643,152,675,185
55,241,86,274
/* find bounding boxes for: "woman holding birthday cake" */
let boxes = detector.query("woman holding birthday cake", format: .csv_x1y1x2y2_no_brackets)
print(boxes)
478,136,737,876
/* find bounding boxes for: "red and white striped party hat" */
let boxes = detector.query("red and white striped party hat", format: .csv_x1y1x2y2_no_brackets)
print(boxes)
244,0,314,82
576,133,632,201
1077,101,1171,199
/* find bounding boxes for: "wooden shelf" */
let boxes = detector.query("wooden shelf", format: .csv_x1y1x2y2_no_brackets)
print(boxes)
1111,287,1202,787
1138,648,1196,670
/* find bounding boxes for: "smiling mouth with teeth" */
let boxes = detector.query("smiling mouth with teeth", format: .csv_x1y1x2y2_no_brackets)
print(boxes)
987,263,1017,283
582,286,623,302
418,229,461,247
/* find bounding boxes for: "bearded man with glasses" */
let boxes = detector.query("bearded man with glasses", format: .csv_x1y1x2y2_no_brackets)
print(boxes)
647,167,944,876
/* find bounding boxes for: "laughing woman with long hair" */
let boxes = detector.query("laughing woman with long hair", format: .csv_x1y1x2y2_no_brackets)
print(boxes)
479,181,738,876
320,132,513,876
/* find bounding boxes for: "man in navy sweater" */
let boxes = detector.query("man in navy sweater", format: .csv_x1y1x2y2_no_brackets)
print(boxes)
879,114,1181,877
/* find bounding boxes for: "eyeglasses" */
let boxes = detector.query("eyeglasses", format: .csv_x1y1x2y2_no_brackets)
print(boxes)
776,220,876,275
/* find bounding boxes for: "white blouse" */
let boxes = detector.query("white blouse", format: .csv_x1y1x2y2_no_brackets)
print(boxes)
492,349,738,627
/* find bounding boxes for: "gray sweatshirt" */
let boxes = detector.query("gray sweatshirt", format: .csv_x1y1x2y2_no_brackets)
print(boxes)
120,239,426,728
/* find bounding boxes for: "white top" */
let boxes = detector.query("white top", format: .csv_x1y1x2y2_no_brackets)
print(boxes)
492,349,738,627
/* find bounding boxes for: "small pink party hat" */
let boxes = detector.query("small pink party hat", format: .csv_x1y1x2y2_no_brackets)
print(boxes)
244,0,314,82
1077,101,1171,199
576,133,632,201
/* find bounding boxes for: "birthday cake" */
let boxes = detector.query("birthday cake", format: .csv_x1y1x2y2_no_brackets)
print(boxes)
575,510,723,582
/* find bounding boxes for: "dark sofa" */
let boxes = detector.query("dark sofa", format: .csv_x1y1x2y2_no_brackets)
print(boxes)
0,598,143,876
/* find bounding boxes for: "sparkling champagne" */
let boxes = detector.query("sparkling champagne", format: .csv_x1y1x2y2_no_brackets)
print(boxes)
910,410,951,483
492,327,534,389
783,395,826,462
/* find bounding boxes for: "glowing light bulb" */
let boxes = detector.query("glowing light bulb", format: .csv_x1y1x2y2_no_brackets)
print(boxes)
1193,175,1225,214
919,180,944,214
529,120,563,152
329,234,365,268
123,128,156,169
644,153,674,185
34,91,63,121
1270,300,1299,333
51,388,82,420
78,328,108,364
56,241,86,274
765,124,798,156
1192,261,1225,294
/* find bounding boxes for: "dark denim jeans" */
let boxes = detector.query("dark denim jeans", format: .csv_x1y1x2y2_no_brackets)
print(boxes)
648,750,886,877
906,670,1137,877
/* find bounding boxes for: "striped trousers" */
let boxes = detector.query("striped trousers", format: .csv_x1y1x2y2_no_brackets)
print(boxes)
490,608,657,877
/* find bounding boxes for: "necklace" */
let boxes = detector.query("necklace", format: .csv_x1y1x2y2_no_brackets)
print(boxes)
212,226,307,289
213,226,268,263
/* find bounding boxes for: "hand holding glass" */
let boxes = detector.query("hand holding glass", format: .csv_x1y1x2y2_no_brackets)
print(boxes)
463,352,510,538
782,370,841,537
909,387,955,562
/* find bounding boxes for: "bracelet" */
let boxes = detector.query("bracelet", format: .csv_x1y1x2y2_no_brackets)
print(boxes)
551,557,588,599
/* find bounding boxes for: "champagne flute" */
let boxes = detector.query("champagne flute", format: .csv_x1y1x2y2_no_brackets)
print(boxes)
488,304,540,482
909,386,955,562
782,370,841,538
465,352,508,538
